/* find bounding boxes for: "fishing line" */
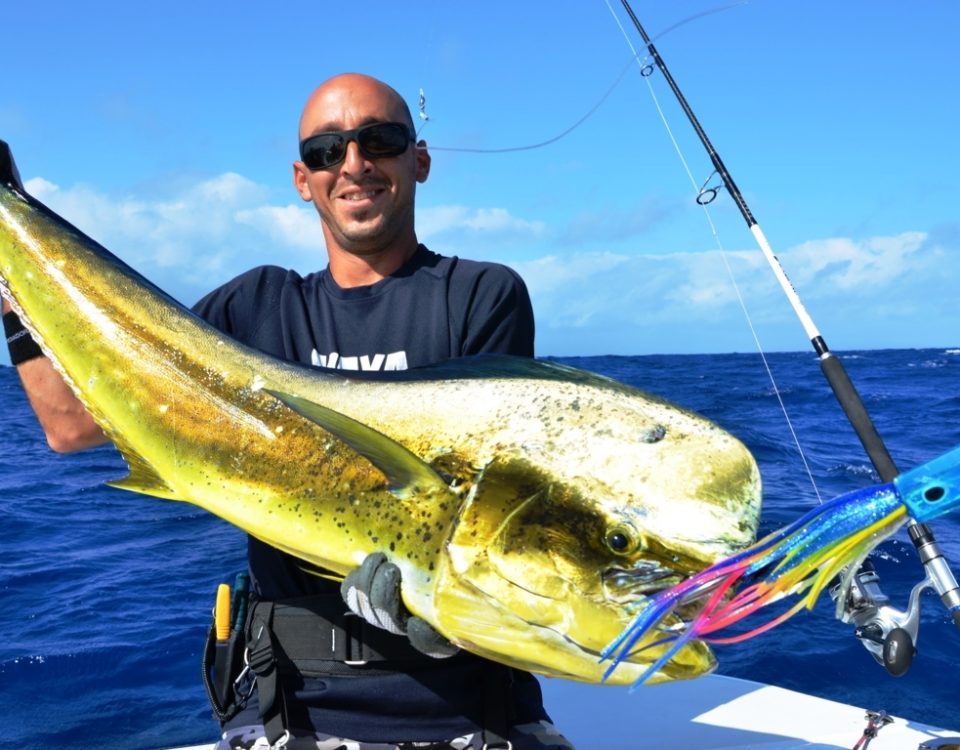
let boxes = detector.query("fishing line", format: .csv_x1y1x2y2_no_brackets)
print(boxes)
604,0,824,504
414,3,821,495
416,4,746,156
418,52,636,155
605,0,960,674
614,0,902,486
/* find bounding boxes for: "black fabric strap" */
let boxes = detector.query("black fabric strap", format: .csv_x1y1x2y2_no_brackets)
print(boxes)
244,594,515,746
247,602,290,747
202,622,245,723
253,595,431,676
3,311,44,365
245,595,439,744
481,661,513,749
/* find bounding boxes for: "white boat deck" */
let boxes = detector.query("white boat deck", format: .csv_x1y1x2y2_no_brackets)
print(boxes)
166,674,960,750
540,674,960,749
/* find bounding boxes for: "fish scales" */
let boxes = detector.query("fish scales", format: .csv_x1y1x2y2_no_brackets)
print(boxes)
0,141,760,685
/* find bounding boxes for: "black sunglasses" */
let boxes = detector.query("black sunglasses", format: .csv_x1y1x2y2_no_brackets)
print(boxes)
299,122,414,171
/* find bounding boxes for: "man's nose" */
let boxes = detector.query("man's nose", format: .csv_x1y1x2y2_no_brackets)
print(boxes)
341,140,370,174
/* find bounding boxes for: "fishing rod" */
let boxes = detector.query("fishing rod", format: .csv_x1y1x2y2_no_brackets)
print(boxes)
617,0,960,675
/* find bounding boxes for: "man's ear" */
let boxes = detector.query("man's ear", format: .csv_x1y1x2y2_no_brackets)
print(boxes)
293,162,313,201
415,141,431,183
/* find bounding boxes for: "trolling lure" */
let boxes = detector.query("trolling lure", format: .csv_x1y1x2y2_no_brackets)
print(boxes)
605,0,960,680
603,443,960,684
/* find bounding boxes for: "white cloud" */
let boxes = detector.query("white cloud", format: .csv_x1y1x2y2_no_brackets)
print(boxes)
516,249,767,330
13,172,957,356
515,231,959,355
19,176,549,305
785,233,929,292
234,204,325,250
519,251,630,293
24,176,58,198
418,204,546,240
20,173,304,301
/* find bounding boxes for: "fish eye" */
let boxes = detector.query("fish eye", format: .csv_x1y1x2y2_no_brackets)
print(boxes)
605,527,639,555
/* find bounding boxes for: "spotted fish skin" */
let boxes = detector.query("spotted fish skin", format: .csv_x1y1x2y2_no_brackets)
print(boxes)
0,141,760,685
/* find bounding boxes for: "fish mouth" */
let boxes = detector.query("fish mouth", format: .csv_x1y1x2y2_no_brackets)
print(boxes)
602,561,688,602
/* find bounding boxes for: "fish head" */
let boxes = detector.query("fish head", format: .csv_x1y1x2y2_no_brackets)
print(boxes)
432,396,761,685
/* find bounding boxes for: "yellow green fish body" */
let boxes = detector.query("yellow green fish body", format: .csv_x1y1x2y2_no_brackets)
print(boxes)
0,141,761,685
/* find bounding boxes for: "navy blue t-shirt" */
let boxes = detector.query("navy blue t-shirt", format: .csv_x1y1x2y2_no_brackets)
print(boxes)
193,245,549,741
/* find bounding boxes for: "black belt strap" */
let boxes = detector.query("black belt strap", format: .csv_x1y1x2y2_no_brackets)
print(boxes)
250,596,429,674
243,595,514,747
247,602,290,747
481,661,513,749
245,596,436,746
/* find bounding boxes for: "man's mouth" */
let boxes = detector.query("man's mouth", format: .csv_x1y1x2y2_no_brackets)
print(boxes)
340,188,384,203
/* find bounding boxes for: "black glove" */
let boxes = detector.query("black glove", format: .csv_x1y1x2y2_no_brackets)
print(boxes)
341,552,459,659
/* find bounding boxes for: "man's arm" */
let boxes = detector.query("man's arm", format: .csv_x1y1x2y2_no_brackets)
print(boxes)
3,297,106,452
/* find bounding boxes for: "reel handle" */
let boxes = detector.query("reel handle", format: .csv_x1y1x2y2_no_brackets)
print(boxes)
881,627,914,677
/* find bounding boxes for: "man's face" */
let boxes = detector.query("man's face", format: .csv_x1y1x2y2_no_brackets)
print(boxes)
293,77,430,258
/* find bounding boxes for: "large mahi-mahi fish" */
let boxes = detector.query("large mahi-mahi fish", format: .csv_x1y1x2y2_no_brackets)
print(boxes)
0,141,761,685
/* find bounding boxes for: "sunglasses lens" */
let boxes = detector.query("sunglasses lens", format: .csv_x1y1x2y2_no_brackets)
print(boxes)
358,123,411,157
300,123,412,170
301,134,346,170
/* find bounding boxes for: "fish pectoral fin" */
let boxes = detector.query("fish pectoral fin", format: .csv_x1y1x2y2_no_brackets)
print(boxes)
264,388,449,498
299,563,346,583
106,446,180,500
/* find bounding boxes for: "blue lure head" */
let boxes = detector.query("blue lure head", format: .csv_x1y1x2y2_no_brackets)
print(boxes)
895,444,960,522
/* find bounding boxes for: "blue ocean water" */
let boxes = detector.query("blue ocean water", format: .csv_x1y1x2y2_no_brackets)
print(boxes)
2,348,959,749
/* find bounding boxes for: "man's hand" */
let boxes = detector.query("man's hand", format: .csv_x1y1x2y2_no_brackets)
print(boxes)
341,552,459,658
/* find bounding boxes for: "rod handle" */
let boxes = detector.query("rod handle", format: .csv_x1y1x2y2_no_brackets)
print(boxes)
819,353,898,482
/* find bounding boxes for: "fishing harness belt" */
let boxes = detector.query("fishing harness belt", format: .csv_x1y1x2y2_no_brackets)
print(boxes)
204,594,513,749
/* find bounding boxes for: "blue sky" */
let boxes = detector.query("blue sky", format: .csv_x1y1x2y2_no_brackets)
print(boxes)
2,1,958,361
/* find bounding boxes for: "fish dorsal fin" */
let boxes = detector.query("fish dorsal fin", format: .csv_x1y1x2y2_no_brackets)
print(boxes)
105,437,180,500
265,388,449,497
0,140,26,192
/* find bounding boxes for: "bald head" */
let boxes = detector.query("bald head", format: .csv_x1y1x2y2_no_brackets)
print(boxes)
298,73,415,142
291,73,431,284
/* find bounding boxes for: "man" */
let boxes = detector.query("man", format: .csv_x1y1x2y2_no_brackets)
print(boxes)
3,74,572,750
